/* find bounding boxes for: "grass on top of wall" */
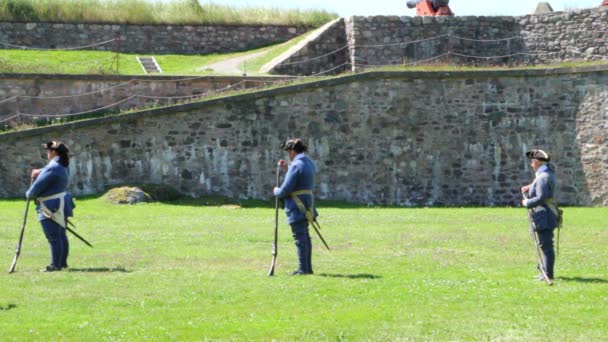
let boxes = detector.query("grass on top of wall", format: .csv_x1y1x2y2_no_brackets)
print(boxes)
366,60,608,72
0,29,315,75
0,0,336,26
0,48,277,75
240,29,316,75
0,198,607,340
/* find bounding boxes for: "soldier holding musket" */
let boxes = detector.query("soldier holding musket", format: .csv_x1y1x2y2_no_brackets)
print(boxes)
26,141,76,272
273,139,317,275
521,149,560,281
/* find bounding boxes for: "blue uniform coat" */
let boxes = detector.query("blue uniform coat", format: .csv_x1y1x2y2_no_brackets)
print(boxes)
26,157,75,221
525,164,558,231
273,153,317,224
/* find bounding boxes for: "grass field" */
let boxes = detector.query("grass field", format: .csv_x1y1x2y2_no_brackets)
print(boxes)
240,31,314,75
0,48,270,75
0,197,606,340
0,29,314,75
0,0,336,26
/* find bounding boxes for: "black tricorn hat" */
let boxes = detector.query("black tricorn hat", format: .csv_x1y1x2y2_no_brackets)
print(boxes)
280,139,308,153
43,141,69,155
526,149,550,162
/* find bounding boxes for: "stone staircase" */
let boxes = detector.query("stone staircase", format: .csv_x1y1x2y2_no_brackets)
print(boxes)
136,56,162,74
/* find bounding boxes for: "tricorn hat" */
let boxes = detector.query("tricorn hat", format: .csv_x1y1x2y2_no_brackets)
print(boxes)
526,149,550,162
43,141,69,155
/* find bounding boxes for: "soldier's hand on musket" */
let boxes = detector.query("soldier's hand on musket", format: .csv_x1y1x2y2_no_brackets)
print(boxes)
278,159,288,172
31,168,41,180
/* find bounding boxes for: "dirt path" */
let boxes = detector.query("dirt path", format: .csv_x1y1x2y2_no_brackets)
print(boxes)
198,50,268,75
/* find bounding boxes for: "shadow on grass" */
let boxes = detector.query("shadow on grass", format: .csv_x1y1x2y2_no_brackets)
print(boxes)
157,197,411,209
53,189,539,209
556,276,608,284
0,304,17,311
317,273,382,280
68,267,131,273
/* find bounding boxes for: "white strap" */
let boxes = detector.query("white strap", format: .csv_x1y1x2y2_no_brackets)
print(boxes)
38,192,67,228
38,191,67,202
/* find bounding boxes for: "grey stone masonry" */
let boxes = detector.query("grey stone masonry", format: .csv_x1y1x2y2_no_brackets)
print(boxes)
348,15,527,70
1,65,607,206
0,22,310,54
0,74,292,125
266,18,349,76
519,8,608,65
270,7,608,75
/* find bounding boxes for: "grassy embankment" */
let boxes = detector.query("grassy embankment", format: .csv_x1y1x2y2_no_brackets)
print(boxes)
0,27,315,75
0,197,607,340
0,0,336,26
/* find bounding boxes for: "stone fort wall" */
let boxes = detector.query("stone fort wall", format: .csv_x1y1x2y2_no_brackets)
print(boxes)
0,74,291,124
0,22,310,54
0,66,606,206
270,7,608,75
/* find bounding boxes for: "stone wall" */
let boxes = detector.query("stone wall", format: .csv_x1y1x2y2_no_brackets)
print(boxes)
0,74,291,125
1,66,607,206
347,15,526,69
520,8,608,64
267,19,349,76
270,7,608,75
0,22,310,54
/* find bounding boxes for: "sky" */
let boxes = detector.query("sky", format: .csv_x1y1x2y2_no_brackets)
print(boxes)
198,0,604,16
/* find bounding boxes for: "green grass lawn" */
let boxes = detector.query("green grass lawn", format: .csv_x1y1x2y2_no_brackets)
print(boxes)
367,60,608,72
0,29,313,76
0,197,606,340
241,30,315,75
0,49,277,75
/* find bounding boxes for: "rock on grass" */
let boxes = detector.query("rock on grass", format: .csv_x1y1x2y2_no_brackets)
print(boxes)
103,187,152,204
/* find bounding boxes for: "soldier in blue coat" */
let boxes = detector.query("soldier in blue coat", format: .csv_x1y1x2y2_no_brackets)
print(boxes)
521,149,559,280
273,139,317,275
26,141,75,272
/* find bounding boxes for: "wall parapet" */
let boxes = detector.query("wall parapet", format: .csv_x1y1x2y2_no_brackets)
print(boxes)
268,7,608,75
0,74,293,124
0,21,311,54
1,64,607,206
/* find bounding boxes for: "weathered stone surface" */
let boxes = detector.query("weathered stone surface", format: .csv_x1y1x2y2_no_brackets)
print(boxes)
0,75,291,124
273,8,608,75
0,22,310,54
1,66,607,206
267,18,350,76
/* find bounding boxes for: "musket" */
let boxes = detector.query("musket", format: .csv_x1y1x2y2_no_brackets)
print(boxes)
41,207,93,248
309,218,330,251
524,194,553,286
267,163,281,276
8,198,32,273
66,220,93,248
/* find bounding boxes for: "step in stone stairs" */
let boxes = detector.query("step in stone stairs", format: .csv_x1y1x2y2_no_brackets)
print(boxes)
136,56,162,74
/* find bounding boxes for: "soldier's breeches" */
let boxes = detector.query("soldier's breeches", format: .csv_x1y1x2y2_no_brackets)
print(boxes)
41,219,69,268
537,229,555,279
290,219,313,274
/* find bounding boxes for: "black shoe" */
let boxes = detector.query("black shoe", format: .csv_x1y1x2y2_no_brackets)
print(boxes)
290,270,310,276
40,265,61,272
291,270,313,276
